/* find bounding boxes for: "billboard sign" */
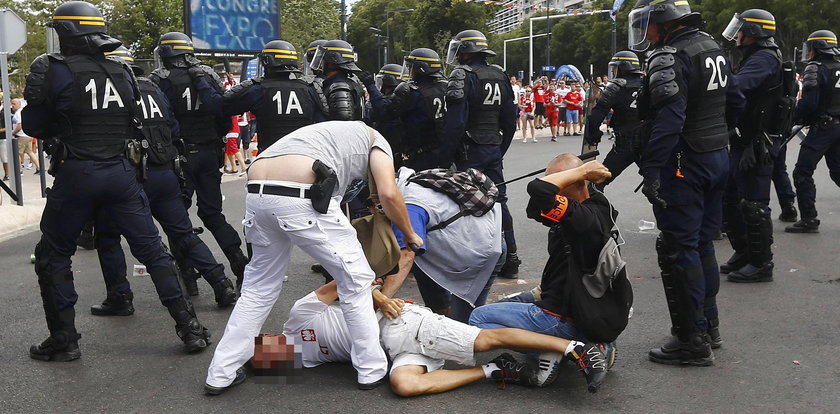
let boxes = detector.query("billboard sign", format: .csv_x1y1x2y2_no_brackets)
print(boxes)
184,0,280,58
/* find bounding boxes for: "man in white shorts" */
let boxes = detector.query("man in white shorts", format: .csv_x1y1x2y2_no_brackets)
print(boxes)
204,121,423,394
281,280,613,396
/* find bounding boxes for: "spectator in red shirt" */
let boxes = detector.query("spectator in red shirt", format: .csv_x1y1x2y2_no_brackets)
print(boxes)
564,84,583,136
533,80,547,130
545,88,560,141
518,89,537,143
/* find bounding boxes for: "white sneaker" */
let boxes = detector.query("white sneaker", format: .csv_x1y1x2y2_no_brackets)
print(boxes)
534,352,564,387
522,138,527,143
533,138,539,143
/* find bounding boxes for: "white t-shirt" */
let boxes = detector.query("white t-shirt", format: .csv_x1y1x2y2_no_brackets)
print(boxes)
282,291,355,367
256,121,393,197
511,84,521,103
556,87,571,108
12,109,30,138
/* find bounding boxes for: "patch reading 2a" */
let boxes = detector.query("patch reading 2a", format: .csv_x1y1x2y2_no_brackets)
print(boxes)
540,195,569,223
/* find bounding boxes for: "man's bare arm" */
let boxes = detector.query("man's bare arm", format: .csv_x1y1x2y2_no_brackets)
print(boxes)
381,248,416,298
369,148,423,248
540,161,611,189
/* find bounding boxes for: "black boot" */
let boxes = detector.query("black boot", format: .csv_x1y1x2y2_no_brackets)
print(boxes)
707,318,722,349
225,249,250,291
166,299,211,353
778,198,798,222
730,203,774,283
498,252,521,279
648,332,714,366
785,218,820,233
30,307,81,362
719,251,749,274
178,265,200,297
90,291,134,316
211,278,237,308
30,330,82,362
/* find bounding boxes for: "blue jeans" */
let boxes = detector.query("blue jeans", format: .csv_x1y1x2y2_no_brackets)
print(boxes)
469,302,583,341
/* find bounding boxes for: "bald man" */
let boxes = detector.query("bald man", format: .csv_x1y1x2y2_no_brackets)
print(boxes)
469,154,617,388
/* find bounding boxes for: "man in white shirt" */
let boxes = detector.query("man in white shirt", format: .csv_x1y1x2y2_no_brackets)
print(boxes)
11,98,40,173
555,80,572,136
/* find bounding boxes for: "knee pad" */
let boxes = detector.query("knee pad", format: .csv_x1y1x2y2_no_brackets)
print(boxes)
655,233,679,267
34,241,72,284
830,171,840,188
739,200,769,224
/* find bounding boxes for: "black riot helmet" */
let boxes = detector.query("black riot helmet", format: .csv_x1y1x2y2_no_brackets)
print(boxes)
260,40,299,73
308,39,361,73
628,0,702,52
401,47,443,79
104,45,144,75
722,9,775,42
157,32,196,58
803,30,840,59
49,1,122,54
607,51,642,79
446,30,496,65
375,64,404,91
304,39,327,76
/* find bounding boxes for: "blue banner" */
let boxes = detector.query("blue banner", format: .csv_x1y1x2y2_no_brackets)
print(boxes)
186,0,280,55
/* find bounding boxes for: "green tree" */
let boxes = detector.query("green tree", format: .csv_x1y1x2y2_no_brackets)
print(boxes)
108,0,183,58
281,0,340,55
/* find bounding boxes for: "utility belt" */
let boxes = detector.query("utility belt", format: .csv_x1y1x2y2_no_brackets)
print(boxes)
246,160,337,214
816,114,840,130
125,139,148,182
403,145,439,159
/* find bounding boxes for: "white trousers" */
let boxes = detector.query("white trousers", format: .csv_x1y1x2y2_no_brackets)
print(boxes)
205,182,387,387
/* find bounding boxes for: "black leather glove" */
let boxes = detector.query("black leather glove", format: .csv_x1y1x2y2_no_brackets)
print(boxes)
739,141,757,172
585,128,602,146
642,174,667,209
358,71,375,87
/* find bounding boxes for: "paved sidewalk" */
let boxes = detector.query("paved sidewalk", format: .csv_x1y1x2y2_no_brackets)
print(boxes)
0,163,50,242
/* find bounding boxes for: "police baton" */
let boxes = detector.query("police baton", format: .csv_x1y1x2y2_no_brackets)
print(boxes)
782,125,806,148
502,150,599,186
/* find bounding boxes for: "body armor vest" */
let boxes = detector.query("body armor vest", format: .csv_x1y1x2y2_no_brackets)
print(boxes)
256,77,317,151
738,48,783,142
672,32,730,152
167,68,218,144
611,76,644,135
324,75,366,121
405,79,447,152
136,77,177,167
466,65,507,145
64,54,133,160
819,58,840,116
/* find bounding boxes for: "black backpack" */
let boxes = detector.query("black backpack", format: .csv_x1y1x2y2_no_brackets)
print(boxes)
559,201,633,343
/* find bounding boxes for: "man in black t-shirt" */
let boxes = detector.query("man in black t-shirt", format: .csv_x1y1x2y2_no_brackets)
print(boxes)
469,153,614,389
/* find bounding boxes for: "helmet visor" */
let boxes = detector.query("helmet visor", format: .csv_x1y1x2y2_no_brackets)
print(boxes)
628,8,652,52
375,74,384,91
607,62,619,80
308,46,326,73
722,14,743,41
401,59,413,79
445,39,461,65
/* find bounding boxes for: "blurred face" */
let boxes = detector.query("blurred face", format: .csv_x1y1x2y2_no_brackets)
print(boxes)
10,100,20,111
558,81,565,89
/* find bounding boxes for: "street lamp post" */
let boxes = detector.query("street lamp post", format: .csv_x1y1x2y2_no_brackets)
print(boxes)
369,27,384,69
385,8,414,64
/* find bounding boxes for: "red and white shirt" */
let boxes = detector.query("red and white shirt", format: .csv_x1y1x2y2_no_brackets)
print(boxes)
519,96,534,113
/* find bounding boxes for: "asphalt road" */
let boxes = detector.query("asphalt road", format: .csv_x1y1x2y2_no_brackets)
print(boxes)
2,130,839,413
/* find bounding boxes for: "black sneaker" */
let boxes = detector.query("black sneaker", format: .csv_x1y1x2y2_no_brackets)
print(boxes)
551,136,557,142
29,332,82,362
498,252,521,279
785,218,820,233
648,334,714,367
490,353,535,387
566,343,609,393
534,352,564,387
204,367,247,395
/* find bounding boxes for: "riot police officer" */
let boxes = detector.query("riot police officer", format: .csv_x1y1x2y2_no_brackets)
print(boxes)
584,51,645,187
628,0,729,366
440,30,520,278
786,30,840,234
23,1,211,360
303,39,327,79
149,32,250,287
196,40,323,152
720,9,790,283
388,48,449,171
308,39,366,121
358,63,406,165
88,46,237,315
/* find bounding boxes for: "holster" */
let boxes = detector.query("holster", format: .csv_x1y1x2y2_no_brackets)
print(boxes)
46,139,67,177
174,155,187,189
310,160,337,214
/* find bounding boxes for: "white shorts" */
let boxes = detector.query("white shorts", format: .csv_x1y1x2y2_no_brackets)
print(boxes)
0,139,7,163
380,304,481,374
